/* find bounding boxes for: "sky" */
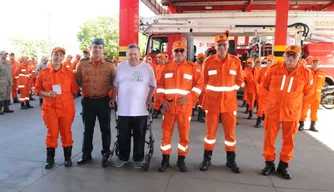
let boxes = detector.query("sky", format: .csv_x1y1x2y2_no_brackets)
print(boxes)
0,0,156,54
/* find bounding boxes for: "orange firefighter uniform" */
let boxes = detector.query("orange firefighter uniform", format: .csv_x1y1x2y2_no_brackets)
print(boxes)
256,66,269,117
243,58,259,112
71,54,81,72
195,53,206,107
262,46,314,163
29,60,37,91
157,42,203,156
300,58,325,122
62,55,73,70
153,54,166,112
10,56,19,100
34,64,79,148
16,57,31,103
202,53,243,152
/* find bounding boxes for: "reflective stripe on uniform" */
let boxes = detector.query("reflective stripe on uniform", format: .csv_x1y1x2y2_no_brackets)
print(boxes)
225,140,236,146
156,88,165,93
287,77,294,93
18,85,25,88
191,87,201,95
164,89,190,95
160,144,171,151
206,85,239,92
177,143,188,152
280,75,286,91
204,137,216,144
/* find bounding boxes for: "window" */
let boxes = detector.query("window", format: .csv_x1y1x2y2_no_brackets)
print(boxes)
150,37,168,54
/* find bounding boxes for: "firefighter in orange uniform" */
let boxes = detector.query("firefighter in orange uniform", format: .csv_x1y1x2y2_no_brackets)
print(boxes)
261,45,314,179
157,41,203,172
71,54,81,72
35,47,79,169
255,54,275,128
299,57,325,132
243,58,259,119
62,55,73,70
195,53,206,123
146,56,156,71
152,53,166,118
16,56,34,109
199,34,243,173
29,56,37,100
9,53,20,103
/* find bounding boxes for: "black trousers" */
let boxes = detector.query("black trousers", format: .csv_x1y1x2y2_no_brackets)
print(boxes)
81,96,111,155
117,116,147,162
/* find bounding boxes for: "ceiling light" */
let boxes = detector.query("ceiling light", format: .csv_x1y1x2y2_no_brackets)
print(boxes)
205,6,212,10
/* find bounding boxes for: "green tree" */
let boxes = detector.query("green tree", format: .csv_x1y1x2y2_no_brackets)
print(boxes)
10,37,50,57
77,16,119,60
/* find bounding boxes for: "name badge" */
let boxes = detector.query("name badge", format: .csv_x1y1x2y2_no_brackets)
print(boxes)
52,84,62,94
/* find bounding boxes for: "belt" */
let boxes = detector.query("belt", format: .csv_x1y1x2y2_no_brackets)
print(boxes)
84,93,109,99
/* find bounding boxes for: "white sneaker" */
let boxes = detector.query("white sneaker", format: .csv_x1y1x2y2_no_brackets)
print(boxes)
134,161,144,170
112,158,130,168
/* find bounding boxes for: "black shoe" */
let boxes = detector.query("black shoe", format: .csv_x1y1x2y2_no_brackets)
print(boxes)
20,102,28,110
45,148,55,169
176,155,188,172
298,121,304,131
261,161,275,176
13,98,20,103
158,154,170,172
63,146,72,167
77,154,92,165
309,121,318,132
39,98,43,106
277,160,291,180
0,101,4,115
226,151,240,173
25,101,34,108
255,116,262,128
244,104,249,113
29,94,36,101
4,100,14,113
197,107,205,123
199,150,212,171
241,100,246,107
247,110,253,119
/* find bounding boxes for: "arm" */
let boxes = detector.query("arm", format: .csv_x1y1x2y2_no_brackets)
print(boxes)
187,64,203,105
303,70,314,99
70,72,80,94
235,60,244,89
75,62,83,87
262,67,272,91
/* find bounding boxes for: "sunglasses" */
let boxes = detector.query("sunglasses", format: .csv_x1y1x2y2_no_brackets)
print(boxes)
286,53,299,58
174,49,185,53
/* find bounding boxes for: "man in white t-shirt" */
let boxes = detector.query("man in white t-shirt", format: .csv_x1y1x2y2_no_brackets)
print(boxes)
111,44,156,169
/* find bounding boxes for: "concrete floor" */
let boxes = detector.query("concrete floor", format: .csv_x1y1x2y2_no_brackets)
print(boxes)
1,97,334,192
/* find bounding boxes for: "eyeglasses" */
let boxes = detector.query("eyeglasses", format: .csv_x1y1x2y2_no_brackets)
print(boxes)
216,43,229,47
174,49,185,53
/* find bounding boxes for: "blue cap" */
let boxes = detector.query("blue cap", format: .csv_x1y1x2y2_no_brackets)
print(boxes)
92,38,104,45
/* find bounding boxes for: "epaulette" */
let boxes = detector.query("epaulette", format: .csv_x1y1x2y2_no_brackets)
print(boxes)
80,57,89,61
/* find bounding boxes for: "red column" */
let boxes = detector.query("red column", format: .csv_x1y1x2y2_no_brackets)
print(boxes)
119,0,139,61
245,36,249,45
274,0,289,60
234,36,239,46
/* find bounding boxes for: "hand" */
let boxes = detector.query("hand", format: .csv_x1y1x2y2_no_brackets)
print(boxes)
162,101,170,113
109,98,115,108
177,95,187,106
48,91,57,98
146,98,153,109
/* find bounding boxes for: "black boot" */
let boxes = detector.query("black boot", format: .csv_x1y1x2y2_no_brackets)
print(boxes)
197,107,205,123
261,161,275,176
25,101,34,108
152,109,159,119
0,101,4,115
226,151,240,173
298,121,304,131
241,100,246,107
176,155,188,172
20,102,28,109
254,116,262,128
244,104,249,113
158,154,170,172
77,154,92,165
247,110,253,119
29,93,36,100
13,98,20,103
192,108,195,116
4,100,14,113
63,146,72,167
39,98,43,106
199,150,212,171
309,121,318,132
45,148,55,169
277,160,291,180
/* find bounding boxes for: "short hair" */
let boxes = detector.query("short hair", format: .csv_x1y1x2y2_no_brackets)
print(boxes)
126,44,141,55
91,38,104,47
